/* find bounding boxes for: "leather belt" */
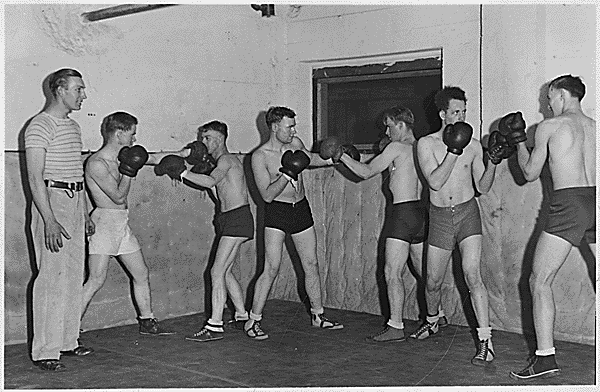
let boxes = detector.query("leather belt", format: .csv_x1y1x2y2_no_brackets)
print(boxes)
45,180,84,192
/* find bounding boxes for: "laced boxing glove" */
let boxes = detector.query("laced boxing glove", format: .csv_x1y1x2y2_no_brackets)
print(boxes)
184,141,210,166
190,158,216,175
487,131,510,165
319,136,344,163
498,111,527,146
279,150,310,181
443,122,473,155
342,144,361,162
378,135,391,154
118,145,149,177
154,155,186,181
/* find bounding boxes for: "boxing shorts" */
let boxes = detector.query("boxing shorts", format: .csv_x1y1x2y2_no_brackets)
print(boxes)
88,208,141,256
428,197,482,250
545,186,596,245
215,204,255,239
382,200,428,244
264,197,314,235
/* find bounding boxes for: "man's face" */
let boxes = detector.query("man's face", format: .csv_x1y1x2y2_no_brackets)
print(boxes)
201,130,222,154
384,117,406,141
441,99,466,125
274,116,296,144
59,77,87,112
547,87,563,116
118,124,137,147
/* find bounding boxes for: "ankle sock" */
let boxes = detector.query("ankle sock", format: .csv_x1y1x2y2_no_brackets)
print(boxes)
426,313,439,324
235,311,249,321
310,307,324,316
438,307,445,318
476,327,492,341
206,319,224,333
387,320,404,330
535,347,556,356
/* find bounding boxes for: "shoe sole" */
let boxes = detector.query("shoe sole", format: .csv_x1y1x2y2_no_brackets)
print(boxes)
471,359,494,367
139,332,177,336
185,336,224,343
509,369,560,380
312,324,344,330
366,337,406,343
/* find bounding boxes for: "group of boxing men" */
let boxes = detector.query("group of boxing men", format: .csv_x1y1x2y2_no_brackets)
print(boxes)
26,68,595,381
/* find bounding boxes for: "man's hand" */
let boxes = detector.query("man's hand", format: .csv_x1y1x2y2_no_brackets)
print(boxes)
45,217,71,252
85,214,95,237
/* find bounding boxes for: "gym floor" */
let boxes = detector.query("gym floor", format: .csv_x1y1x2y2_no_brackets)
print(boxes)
3,299,596,389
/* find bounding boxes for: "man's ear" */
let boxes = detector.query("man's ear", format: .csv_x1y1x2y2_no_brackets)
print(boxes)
439,109,446,122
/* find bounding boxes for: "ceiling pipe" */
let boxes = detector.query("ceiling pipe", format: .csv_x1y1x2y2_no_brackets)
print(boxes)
82,4,176,23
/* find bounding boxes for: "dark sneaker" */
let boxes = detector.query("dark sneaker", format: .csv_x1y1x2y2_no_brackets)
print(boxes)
366,325,406,342
60,345,94,357
410,320,439,340
244,320,269,340
139,318,176,336
185,327,224,342
438,315,449,328
34,359,66,371
510,355,561,380
471,339,495,366
312,313,343,329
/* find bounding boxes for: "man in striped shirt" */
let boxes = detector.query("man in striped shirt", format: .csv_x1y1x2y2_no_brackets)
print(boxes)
25,68,95,372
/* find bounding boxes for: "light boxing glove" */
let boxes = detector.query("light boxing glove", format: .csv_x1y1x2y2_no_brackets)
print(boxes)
118,145,149,177
443,122,473,155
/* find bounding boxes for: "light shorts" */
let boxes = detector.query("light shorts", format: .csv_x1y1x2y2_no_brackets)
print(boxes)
88,208,141,256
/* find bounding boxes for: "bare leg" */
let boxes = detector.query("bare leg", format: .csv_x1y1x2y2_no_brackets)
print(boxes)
291,226,322,311
250,228,285,315
385,238,411,326
118,250,152,318
81,254,111,319
424,245,453,316
458,235,489,328
210,236,246,322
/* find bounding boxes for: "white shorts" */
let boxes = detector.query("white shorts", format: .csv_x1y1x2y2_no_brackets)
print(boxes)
88,208,141,256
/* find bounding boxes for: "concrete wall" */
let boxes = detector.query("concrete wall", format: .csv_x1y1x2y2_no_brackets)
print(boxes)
4,4,596,345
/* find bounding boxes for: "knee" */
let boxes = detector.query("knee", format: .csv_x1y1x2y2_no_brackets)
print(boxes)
464,269,484,289
529,271,548,292
85,273,107,291
131,265,149,283
384,263,401,281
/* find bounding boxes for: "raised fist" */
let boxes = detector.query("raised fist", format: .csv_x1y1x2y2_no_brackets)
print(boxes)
118,145,149,177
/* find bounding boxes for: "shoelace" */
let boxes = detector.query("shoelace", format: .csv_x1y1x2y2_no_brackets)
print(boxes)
415,322,434,336
370,326,390,339
474,340,489,360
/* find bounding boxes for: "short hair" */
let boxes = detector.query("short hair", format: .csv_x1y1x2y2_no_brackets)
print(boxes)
265,106,296,130
49,68,82,98
434,86,467,112
199,120,228,140
382,106,415,129
101,112,138,140
549,74,586,101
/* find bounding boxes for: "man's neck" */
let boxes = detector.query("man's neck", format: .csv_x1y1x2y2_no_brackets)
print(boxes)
44,102,70,119
268,136,285,151
101,142,124,160
212,146,229,160
560,101,583,116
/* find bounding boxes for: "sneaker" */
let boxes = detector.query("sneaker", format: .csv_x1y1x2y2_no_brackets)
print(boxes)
60,338,94,356
366,325,406,342
409,320,439,340
471,339,495,366
244,320,269,340
227,318,249,331
185,327,224,343
510,355,561,380
139,318,176,336
312,313,344,330
34,359,66,372
438,315,449,328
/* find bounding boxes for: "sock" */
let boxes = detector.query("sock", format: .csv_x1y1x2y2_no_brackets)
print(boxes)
235,311,249,321
535,347,556,356
476,327,492,341
140,313,155,320
205,319,224,333
438,307,445,318
426,313,440,324
387,320,404,330
249,311,262,322
310,307,324,316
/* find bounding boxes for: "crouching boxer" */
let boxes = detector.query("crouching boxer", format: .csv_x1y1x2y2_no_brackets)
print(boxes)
82,112,187,336
244,106,343,340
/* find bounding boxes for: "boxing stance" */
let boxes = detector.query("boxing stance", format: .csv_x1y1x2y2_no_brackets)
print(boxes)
337,106,449,342
82,112,188,336
413,86,508,366
244,106,343,340
154,120,254,342
510,75,596,380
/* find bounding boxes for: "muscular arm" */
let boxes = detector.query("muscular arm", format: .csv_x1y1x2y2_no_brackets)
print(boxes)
417,137,458,191
517,122,550,182
87,160,131,204
472,140,496,194
26,148,55,223
340,142,400,179
183,156,230,188
251,150,288,203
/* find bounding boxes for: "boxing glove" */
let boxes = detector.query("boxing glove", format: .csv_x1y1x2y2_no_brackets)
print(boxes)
154,155,186,181
342,144,361,162
498,111,527,146
190,157,216,175
378,135,391,154
319,136,344,163
185,141,210,166
443,122,473,155
279,150,310,181
118,145,149,177
487,131,509,165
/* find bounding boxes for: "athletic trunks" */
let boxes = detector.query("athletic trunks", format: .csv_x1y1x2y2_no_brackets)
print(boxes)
428,197,482,250
264,197,314,235
382,200,428,244
88,208,141,256
545,186,596,245
215,204,255,239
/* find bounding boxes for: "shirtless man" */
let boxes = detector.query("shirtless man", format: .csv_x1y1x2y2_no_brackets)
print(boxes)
244,106,343,340
339,106,447,342
172,120,255,342
510,75,596,380
412,86,501,366
82,111,186,336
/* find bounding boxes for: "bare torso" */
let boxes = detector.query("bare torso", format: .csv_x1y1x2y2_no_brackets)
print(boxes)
387,141,423,203
214,153,250,212
255,138,306,203
85,150,127,209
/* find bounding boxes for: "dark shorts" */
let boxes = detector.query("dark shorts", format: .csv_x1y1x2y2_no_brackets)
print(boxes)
382,200,428,244
428,197,482,251
545,186,596,245
264,197,314,235
215,204,254,239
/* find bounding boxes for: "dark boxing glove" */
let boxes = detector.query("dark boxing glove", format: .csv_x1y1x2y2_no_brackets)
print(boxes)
184,140,210,166
319,136,343,163
342,144,360,162
487,131,510,165
498,111,527,146
190,157,216,175
279,150,310,181
118,145,149,177
377,135,391,154
443,122,473,155
154,155,186,181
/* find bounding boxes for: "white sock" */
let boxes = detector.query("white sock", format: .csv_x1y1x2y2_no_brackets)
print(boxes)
206,319,224,332
438,307,445,318
476,327,492,341
310,307,324,316
387,320,404,330
535,347,556,356
235,311,249,321
249,310,262,322
426,313,440,324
